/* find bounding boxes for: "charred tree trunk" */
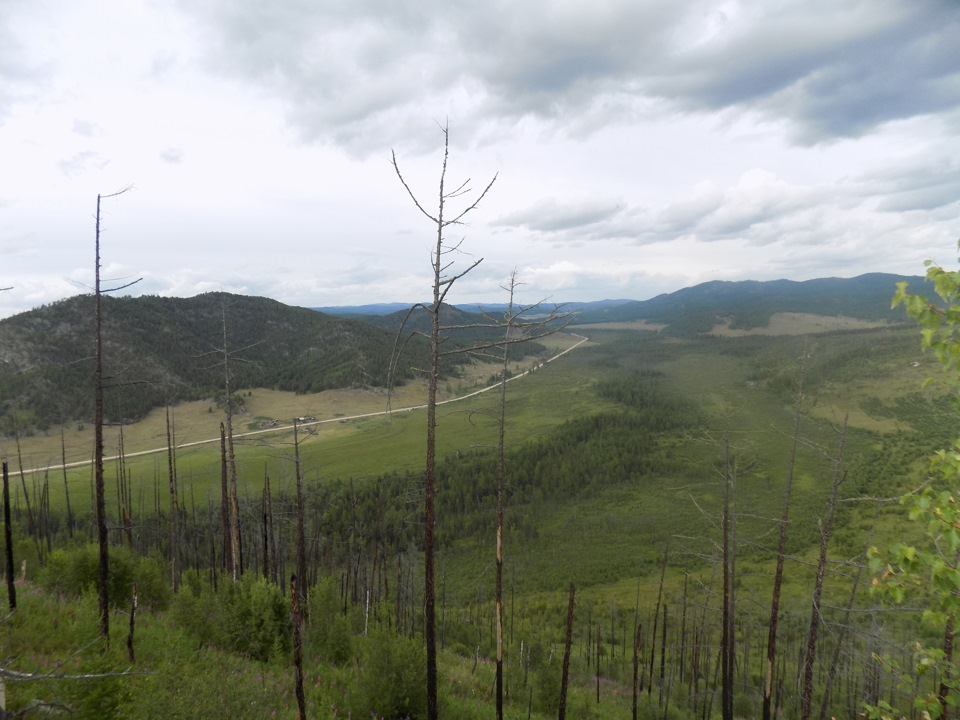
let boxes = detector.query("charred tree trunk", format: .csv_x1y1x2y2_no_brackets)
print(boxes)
632,624,642,720
801,416,847,720
60,421,74,539
291,574,306,720
721,433,736,720
221,305,242,581
495,272,518,720
293,420,308,612
219,423,232,576
648,545,668,696
94,192,110,644
3,462,14,610
559,583,576,720
763,372,806,720
166,406,179,593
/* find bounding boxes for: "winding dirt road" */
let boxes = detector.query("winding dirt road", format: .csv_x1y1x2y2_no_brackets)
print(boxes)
16,333,588,476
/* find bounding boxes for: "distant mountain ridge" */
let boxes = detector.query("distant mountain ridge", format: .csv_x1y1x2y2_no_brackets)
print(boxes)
567,273,930,333
318,274,927,333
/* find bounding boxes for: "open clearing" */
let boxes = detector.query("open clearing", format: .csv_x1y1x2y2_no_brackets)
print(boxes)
709,312,893,336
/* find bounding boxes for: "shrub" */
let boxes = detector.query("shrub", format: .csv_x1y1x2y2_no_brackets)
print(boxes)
345,627,427,718
306,576,353,665
221,574,290,662
39,544,169,610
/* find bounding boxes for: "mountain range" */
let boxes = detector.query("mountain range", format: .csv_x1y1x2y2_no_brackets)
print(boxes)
0,273,929,434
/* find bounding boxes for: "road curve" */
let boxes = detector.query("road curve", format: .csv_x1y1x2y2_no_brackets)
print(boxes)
17,334,588,476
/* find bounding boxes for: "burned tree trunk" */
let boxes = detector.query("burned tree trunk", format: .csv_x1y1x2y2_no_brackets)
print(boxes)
559,583,576,720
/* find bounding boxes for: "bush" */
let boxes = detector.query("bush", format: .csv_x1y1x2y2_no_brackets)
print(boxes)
39,544,170,610
172,572,290,661
307,576,353,665
221,574,290,662
345,628,427,719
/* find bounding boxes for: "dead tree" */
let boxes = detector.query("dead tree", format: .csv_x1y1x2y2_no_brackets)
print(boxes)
60,419,74,539
762,365,806,720
293,419,308,612
559,583,577,720
391,122,497,720
800,415,847,720
219,423,232,575
166,405,179,592
93,187,140,644
494,274,517,720
3,462,14,610
199,300,258,580
291,573,306,720
721,433,736,720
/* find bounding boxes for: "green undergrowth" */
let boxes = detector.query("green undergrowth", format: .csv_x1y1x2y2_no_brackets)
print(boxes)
1,578,670,720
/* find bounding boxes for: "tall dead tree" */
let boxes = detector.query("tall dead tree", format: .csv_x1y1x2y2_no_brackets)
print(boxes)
559,583,577,720
222,305,242,580
800,414,848,720
293,419,308,611
166,405,179,592
93,187,139,644
219,422,232,575
721,433,736,720
762,364,806,720
494,273,517,720
200,301,258,580
3,462,15,610
60,419,74,539
391,122,497,720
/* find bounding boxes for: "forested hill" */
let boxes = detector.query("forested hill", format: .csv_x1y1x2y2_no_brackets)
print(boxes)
0,292,432,433
357,303,552,361
572,273,930,333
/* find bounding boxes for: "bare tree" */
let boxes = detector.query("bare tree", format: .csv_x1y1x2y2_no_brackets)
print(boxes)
494,275,516,720
762,363,806,720
293,419,308,611
93,187,140,644
166,405,179,592
800,415,848,720
199,299,259,581
3,462,14,610
559,583,577,720
721,432,735,720
391,122,497,720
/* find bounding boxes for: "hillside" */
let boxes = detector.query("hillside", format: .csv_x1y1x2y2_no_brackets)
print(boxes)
571,272,930,332
0,292,433,434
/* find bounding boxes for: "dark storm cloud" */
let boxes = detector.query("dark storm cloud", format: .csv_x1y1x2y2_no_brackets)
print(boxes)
651,1,960,139
181,1,960,152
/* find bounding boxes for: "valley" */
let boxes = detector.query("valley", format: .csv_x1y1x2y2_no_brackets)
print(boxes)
0,274,953,719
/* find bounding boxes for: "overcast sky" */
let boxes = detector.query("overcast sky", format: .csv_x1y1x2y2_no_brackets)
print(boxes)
1,0,958,317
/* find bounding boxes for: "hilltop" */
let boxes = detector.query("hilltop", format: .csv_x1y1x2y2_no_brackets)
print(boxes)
0,292,431,434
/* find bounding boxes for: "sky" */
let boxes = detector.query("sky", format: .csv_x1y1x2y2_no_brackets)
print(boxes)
0,0,958,318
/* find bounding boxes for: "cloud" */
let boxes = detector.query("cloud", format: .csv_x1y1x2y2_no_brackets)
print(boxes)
494,197,624,234
180,0,960,154
58,151,110,178
71,119,100,137
0,2,50,123
856,158,960,213
160,147,183,164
